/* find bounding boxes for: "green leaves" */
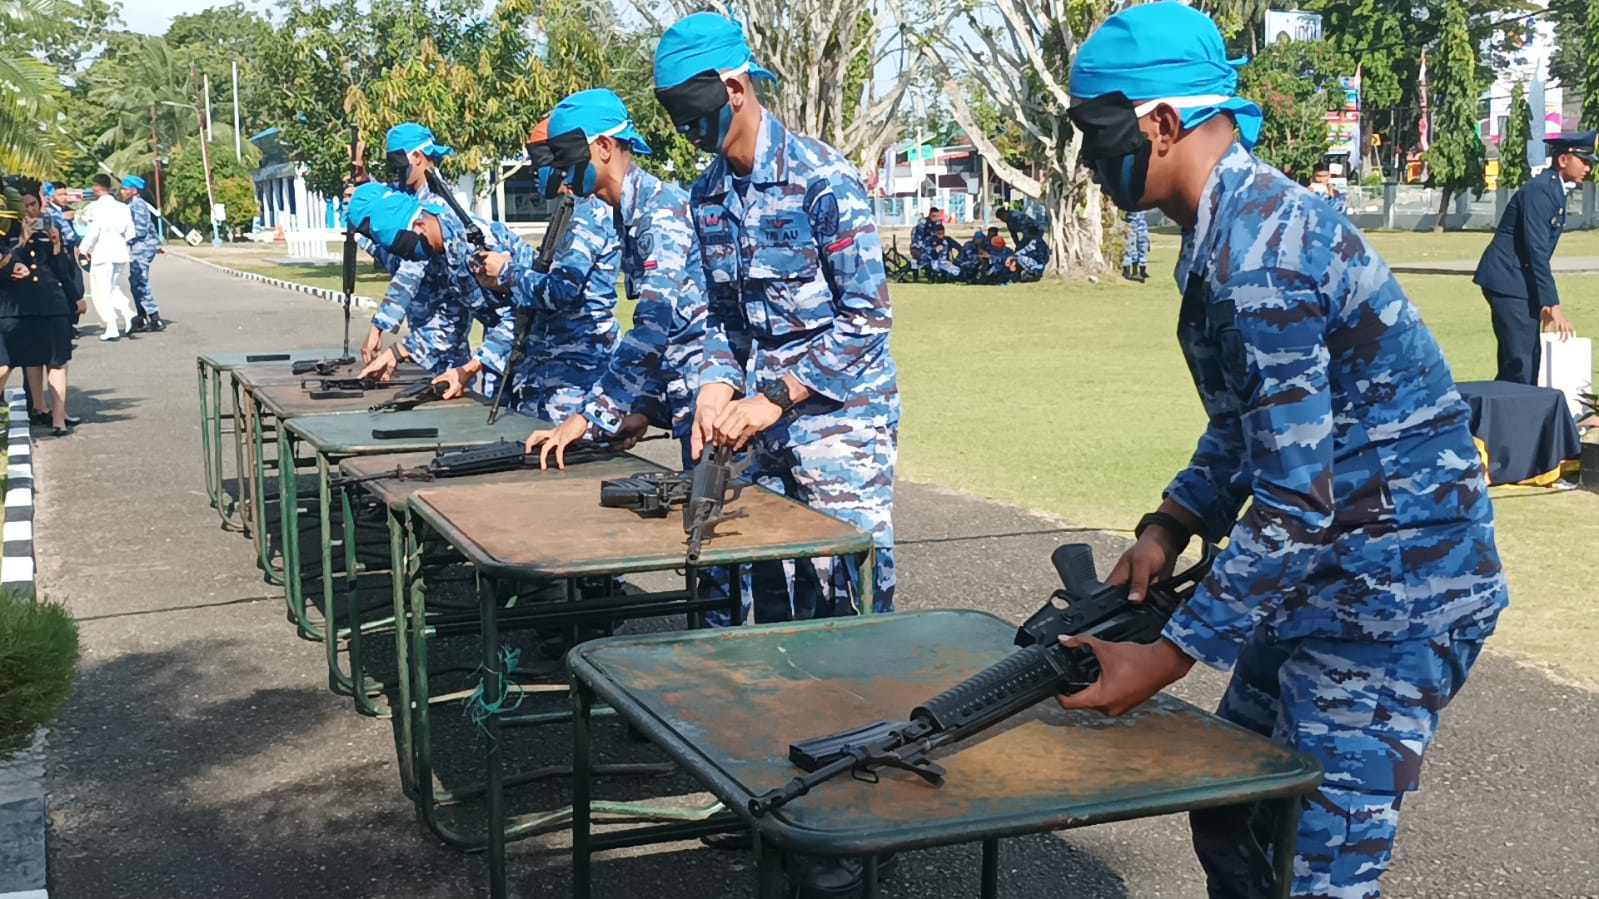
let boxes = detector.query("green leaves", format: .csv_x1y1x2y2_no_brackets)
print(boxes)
1424,1,1485,197
1500,83,1532,191
1237,40,1351,181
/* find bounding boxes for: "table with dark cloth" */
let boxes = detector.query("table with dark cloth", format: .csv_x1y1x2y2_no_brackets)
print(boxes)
1456,381,1582,485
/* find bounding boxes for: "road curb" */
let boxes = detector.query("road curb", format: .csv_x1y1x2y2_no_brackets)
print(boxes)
171,251,379,311
0,387,47,899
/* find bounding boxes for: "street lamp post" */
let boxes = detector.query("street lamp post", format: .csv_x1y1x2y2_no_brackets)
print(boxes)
160,97,223,247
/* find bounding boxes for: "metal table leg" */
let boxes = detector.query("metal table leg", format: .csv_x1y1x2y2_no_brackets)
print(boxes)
981,838,999,899
1268,796,1302,899
571,676,594,899
198,361,218,511
480,573,508,899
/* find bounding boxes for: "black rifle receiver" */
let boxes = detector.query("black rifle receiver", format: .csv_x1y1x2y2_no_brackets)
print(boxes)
486,192,576,425
301,375,430,399
334,435,663,489
747,542,1216,817
369,379,448,413
599,444,751,564
424,168,485,252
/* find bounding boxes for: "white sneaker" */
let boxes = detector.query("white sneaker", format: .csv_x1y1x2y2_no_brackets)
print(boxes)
99,331,119,341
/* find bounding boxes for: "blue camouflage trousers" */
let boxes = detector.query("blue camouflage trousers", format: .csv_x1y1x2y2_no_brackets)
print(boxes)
129,259,158,316
1122,213,1150,268
741,419,898,621
1191,622,1492,899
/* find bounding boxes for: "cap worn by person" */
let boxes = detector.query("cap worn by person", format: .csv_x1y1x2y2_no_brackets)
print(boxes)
345,182,443,250
548,89,653,156
991,236,1007,249
385,122,454,160
1069,1,1263,149
653,11,778,91
1546,131,1598,164
121,175,146,191
41,183,55,198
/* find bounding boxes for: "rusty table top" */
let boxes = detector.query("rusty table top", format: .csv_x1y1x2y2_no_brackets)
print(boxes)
407,477,872,578
568,610,1324,856
282,401,547,458
338,449,668,511
197,348,347,371
254,383,483,420
232,360,426,391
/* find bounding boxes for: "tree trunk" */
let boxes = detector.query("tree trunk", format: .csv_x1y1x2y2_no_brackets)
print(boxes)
1434,185,1453,232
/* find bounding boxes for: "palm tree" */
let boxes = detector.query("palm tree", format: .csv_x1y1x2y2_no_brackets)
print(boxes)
0,0,68,175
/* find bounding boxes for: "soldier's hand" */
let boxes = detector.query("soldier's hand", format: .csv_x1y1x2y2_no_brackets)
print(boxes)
1054,637,1194,717
1542,305,1576,340
359,347,400,381
611,413,650,451
713,396,783,451
1106,528,1181,604
524,413,592,470
361,327,384,363
431,362,479,400
9,263,27,280
692,382,738,461
476,251,510,281
75,299,86,316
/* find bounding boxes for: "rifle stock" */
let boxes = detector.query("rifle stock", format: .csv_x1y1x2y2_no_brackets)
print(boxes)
341,124,358,362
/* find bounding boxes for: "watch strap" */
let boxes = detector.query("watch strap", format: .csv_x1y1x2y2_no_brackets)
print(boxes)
1135,511,1192,543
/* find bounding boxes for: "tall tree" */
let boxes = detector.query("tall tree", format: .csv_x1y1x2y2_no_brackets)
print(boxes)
1238,39,1352,181
1424,1,1485,231
1499,82,1532,191
164,2,275,143
634,0,928,169
0,0,72,175
1584,0,1599,131
255,0,486,195
927,0,1120,277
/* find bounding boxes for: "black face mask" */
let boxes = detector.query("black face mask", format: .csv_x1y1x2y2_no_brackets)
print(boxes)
1066,92,1153,212
354,215,429,261
386,150,414,187
541,129,597,199
655,70,733,152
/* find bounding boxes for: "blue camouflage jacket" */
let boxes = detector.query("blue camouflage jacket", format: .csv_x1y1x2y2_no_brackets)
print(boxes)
1014,236,1050,275
1005,210,1043,245
496,195,620,397
127,196,161,262
690,110,899,434
366,178,443,325
910,218,939,265
581,164,725,437
1161,143,1508,669
42,206,79,253
379,208,517,376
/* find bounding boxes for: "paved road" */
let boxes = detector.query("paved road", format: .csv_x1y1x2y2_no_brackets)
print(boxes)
35,257,1599,898
1388,255,1599,276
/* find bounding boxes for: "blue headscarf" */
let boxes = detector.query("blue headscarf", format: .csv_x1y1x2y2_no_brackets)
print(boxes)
653,11,777,90
121,175,146,191
1070,2,1262,149
345,182,444,252
385,123,454,159
548,89,653,155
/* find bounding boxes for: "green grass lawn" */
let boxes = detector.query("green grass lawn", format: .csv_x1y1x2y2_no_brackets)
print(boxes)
185,231,1599,686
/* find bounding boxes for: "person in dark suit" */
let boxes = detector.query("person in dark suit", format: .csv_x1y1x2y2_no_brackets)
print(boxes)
1473,131,1592,383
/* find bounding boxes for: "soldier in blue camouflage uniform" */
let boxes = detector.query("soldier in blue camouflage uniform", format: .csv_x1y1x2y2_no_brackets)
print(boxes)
1011,233,1049,282
474,118,622,423
956,230,987,282
981,235,1015,284
521,89,727,466
908,207,943,279
1059,6,1508,899
357,123,453,363
120,176,165,331
1122,210,1150,282
347,183,518,397
995,206,1042,247
40,184,81,334
925,224,961,280
655,13,899,622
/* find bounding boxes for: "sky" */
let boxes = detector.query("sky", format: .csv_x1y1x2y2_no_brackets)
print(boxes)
123,0,240,36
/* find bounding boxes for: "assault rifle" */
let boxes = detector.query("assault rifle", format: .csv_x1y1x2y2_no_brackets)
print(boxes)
292,126,362,377
301,375,430,399
332,435,664,489
369,379,449,413
486,193,576,425
600,444,752,564
746,541,1217,818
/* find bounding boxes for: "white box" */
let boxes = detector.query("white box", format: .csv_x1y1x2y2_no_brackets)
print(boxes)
1539,334,1593,419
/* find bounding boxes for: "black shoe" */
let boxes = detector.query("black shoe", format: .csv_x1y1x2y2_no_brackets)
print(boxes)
1136,264,1149,282
50,427,71,438
147,314,166,332
29,411,49,425
789,854,899,899
60,416,81,427
129,315,148,333
1122,265,1134,281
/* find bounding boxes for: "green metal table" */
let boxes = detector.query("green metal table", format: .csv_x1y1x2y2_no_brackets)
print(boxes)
567,611,1326,899
195,348,343,531
275,400,535,647
237,372,431,584
403,477,876,896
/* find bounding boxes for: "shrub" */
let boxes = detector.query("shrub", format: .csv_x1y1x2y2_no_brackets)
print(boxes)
0,592,79,758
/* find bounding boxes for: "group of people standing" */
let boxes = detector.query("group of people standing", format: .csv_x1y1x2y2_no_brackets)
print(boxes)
909,206,1050,284
0,173,168,438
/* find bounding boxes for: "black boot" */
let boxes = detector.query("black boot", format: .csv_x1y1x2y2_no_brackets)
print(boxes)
129,314,148,333
1122,264,1134,281
146,313,166,332
1136,264,1148,283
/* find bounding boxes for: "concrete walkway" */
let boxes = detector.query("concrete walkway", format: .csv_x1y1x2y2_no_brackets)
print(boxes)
1390,255,1599,276
33,257,1599,898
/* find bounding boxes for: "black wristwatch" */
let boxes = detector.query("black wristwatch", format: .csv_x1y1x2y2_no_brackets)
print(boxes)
1136,511,1192,545
760,379,796,418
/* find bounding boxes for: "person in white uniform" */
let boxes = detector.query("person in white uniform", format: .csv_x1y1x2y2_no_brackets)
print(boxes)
78,173,139,341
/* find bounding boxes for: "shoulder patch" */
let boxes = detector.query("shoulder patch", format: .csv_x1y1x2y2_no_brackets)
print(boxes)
634,229,654,263
807,187,840,239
